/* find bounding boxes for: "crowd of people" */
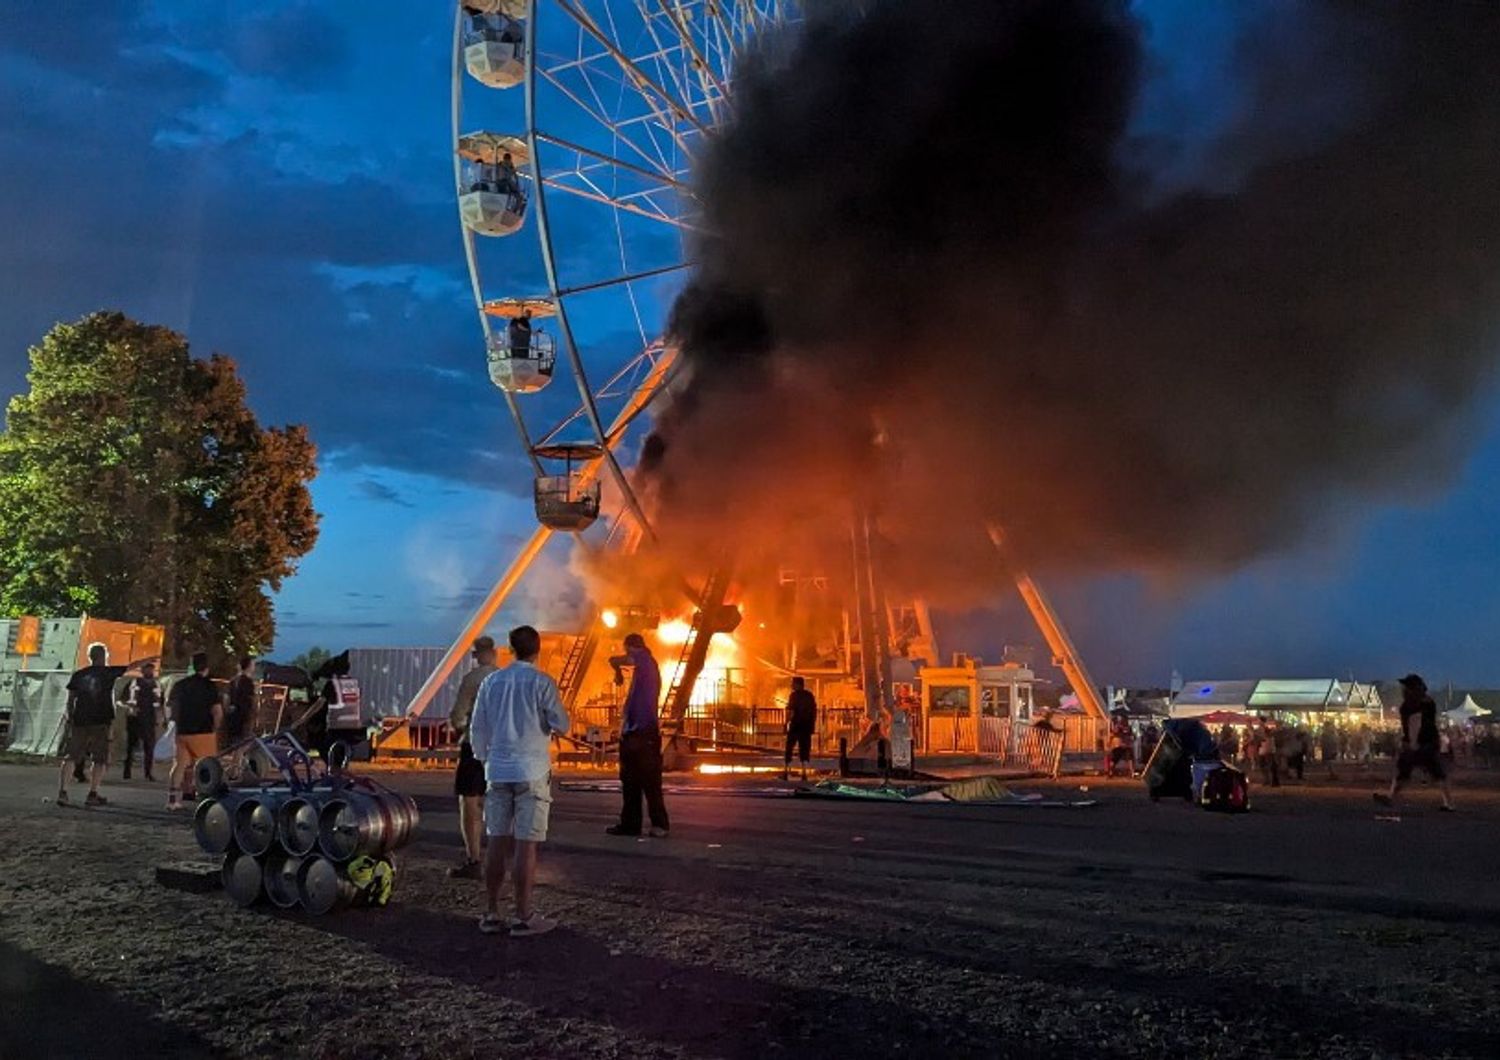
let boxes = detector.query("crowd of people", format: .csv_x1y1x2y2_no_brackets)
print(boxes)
57,644,261,809
445,626,683,938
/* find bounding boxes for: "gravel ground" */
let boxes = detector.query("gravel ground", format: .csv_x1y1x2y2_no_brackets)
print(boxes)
2,759,1498,1059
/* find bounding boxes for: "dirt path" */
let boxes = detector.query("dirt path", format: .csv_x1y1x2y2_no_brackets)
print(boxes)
2,762,1498,1058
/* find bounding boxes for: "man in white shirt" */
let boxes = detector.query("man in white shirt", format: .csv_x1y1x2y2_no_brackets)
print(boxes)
469,624,569,937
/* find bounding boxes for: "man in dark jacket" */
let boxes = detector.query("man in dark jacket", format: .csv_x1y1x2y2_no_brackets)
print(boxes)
784,676,817,781
120,661,164,781
225,655,257,746
1375,673,1455,812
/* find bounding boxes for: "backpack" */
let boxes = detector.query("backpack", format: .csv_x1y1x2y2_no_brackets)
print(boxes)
1200,764,1250,813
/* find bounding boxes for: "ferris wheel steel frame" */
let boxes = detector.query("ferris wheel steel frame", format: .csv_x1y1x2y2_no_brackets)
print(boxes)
405,0,1109,727
407,1,778,719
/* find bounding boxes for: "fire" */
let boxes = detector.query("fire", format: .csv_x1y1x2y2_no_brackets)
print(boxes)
650,612,748,711
600,608,620,629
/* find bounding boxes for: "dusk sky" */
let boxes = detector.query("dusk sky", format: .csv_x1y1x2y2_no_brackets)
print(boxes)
4,1,1499,688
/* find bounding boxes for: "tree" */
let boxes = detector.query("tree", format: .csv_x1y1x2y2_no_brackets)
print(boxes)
0,311,319,662
290,646,332,675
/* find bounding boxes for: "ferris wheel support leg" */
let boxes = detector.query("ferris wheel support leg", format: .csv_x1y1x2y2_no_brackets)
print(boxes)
399,524,554,722
985,524,1109,723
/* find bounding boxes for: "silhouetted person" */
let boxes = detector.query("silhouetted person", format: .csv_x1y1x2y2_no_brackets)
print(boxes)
120,660,163,781
449,635,499,880
58,643,119,806
606,633,669,837
225,655,256,747
1375,673,1455,812
784,676,817,781
496,151,519,196
508,310,532,356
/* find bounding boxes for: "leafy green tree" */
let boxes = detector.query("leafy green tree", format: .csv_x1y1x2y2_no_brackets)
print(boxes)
0,311,319,662
290,646,332,675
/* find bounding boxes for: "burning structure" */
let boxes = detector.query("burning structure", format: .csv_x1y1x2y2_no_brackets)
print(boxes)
393,0,1500,762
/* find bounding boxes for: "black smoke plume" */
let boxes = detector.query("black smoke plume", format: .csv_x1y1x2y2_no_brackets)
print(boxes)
642,0,1500,605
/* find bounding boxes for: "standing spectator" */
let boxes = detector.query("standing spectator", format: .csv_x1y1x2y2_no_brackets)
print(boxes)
469,625,569,937
1287,727,1309,782
606,632,670,838
1375,673,1455,812
57,643,119,807
167,653,223,810
1106,710,1136,778
225,656,257,746
120,661,164,781
1241,724,1260,774
448,636,500,880
784,676,818,781
1257,720,1281,788
1320,719,1340,779
1218,723,1240,766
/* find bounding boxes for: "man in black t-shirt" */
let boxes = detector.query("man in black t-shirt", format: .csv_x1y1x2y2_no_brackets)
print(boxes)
1375,673,1455,812
167,653,223,810
783,676,818,781
57,643,123,807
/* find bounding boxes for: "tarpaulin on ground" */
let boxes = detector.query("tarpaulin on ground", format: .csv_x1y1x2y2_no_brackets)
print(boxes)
5,670,71,756
797,777,1097,807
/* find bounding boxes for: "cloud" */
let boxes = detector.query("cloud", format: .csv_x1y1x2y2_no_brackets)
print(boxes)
356,479,415,508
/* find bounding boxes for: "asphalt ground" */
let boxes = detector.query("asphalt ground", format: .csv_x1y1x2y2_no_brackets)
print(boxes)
1,758,1497,1059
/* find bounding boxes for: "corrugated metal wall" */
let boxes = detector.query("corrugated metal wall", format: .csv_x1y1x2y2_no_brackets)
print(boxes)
348,648,469,719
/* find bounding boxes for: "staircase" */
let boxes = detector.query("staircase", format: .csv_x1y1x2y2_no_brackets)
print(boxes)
662,564,734,728
557,618,599,708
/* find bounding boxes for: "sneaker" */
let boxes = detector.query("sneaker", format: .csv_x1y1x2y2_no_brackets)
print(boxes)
1372,792,1393,807
478,912,507,935
448,859,482,880
56,789,69,806
647,826,670,839
509,912,558,938
605,825,640,837
166,797,184,811
84,792,108,807
1439,804,1457,813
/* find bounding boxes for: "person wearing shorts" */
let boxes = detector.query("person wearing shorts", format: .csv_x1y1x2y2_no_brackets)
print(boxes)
469,625,569,937
167,652,222,810
447,636,499,880
1375,673,1455,813
58,643,122,807
784,676,817,781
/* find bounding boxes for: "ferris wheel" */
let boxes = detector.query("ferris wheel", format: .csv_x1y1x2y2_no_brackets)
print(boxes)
456,0,793,534
403,0,795,716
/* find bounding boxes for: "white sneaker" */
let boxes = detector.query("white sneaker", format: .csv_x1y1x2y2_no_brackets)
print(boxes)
509,912,558,937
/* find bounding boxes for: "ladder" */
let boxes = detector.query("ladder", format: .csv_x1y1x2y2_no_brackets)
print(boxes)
559,514,644,708
662,564,733,727
557,620,597,708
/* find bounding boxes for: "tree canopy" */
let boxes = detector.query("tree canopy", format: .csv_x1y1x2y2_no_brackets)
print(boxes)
0,311,319,661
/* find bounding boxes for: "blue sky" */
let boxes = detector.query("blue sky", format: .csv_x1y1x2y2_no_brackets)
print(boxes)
3,1,1499,686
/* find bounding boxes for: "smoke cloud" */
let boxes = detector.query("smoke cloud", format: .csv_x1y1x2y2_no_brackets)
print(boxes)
640,0,1500,609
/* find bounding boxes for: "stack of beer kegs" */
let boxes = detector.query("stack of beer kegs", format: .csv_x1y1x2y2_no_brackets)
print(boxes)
191,756,416,914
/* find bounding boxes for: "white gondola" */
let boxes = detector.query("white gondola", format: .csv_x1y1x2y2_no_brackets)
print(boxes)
532,442,604,531
462,7,525,89
487,331,555,393
483,297,557,393
457,133,529,237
